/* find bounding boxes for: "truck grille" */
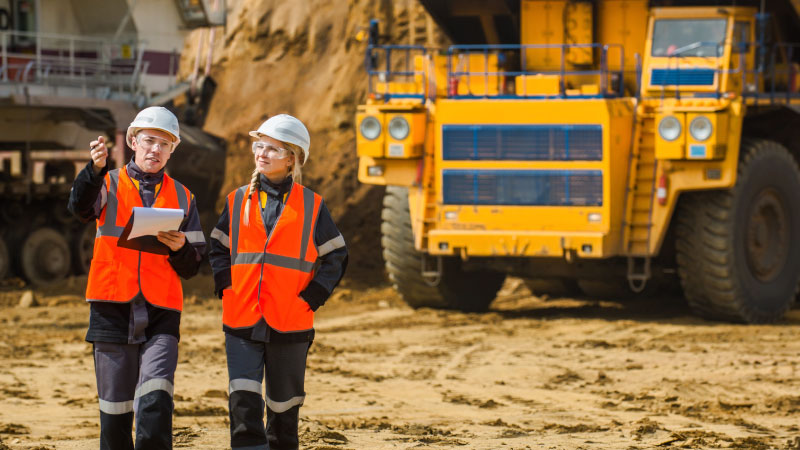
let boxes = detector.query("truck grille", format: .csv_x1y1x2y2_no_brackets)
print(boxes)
442,170,603,206
650,68,715,86
442,125,602,161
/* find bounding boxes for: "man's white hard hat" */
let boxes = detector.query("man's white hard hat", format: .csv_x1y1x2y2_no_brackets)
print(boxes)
126,106,181,149
249,114,311,165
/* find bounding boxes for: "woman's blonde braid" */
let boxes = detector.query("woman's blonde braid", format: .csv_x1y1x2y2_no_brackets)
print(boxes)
243,167,259,226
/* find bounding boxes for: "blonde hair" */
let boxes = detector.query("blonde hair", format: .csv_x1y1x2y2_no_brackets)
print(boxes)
243,167,259,226
243,140,305,225
284,141,305,184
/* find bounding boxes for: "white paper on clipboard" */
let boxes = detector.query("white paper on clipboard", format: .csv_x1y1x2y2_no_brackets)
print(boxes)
127,207,185,239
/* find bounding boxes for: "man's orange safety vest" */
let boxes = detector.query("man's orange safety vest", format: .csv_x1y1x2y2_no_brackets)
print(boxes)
86,166,191,311
223,182,322,332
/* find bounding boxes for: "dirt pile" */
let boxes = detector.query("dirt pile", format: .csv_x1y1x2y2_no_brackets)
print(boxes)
179,0,444,284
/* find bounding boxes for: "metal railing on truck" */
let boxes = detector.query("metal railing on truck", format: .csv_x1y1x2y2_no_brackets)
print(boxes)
750,42,800,105
363,43,627,101
447,43,626,99
365,44,430,101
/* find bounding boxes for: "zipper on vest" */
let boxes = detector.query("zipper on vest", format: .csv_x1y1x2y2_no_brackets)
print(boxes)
126,168,148,300
137,250,143,297
255,239,268,319
254,180,292,316
259,179,292,247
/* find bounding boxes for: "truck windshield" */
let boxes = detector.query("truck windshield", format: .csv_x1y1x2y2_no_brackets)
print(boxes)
652,19,728,57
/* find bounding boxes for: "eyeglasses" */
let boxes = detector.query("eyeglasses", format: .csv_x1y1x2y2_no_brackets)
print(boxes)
252,142,290,159
136,134,174,152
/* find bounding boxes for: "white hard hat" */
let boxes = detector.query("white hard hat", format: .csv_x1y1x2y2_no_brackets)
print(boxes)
249,114,311,164
126,106,181,149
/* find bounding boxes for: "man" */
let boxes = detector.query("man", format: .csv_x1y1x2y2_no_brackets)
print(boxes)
68,106,206,450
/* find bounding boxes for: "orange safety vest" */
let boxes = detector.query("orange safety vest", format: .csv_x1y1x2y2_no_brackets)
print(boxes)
223,182,322,332
86,166,191,311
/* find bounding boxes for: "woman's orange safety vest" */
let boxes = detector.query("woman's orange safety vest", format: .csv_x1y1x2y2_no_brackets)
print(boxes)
86,166,191,311
223,182,322,332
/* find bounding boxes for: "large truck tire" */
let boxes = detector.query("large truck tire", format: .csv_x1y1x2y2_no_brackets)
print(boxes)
675,139,800,323
20,228,72,286
382,186,506,312
72,222,95,275
0,236,8,281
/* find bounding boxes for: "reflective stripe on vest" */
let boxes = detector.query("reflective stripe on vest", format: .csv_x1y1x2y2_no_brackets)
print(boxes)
224,182,321,331
86,167,190,311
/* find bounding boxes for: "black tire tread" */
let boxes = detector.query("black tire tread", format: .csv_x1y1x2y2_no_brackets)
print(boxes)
381,186,506,311
675,138,800,323
382,186,449,308
0,237,8,280
20,227,71,286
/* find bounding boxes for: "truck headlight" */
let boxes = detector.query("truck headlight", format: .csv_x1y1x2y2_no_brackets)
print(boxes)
360,116,381,140
689,116,713,141
388,116,410,140
658,116,681,142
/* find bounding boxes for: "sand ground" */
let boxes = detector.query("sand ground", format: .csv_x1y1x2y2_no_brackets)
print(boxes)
1,276,799,449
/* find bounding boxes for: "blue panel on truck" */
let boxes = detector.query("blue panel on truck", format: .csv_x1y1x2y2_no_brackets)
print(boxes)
650,68,715,86
442,169,603,206
442,124,603,161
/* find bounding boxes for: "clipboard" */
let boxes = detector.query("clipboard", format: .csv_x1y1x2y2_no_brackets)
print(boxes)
117,207,186,255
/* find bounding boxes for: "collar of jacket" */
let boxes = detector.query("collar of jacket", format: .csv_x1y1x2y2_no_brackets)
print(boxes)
127,158,165,187
259,174,293,199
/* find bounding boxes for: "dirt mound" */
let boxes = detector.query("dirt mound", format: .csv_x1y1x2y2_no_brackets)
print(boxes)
179,0,445,285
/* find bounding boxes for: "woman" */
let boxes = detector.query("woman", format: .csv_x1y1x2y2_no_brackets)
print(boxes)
209,114,347,450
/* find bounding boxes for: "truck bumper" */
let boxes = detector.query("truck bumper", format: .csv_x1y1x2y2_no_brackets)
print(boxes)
427,230,609,259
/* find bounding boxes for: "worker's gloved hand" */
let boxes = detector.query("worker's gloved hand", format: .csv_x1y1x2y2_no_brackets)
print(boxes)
300,294,322,312
300,281,328,312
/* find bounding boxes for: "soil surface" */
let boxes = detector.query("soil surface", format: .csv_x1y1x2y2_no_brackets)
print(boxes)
2,276,799,449
7,2,800,449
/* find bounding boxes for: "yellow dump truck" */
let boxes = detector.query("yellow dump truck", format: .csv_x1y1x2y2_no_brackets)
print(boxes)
356,0,800,323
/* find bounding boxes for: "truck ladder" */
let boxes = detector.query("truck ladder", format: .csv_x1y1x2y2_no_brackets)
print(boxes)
418,181,440,286
621,109,658,291
416,117,441,285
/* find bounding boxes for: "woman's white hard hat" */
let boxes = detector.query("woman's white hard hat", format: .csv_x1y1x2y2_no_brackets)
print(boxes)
126,106,181,149
249,114,311,165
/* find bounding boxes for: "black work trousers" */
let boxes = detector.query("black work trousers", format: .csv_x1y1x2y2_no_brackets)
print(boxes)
93,334,178,450
225,333,310,450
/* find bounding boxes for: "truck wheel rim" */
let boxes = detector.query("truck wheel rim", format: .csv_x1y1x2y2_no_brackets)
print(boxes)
745,188,789,282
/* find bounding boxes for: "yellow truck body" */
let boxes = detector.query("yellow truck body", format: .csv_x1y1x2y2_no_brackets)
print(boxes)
356,1,800,322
